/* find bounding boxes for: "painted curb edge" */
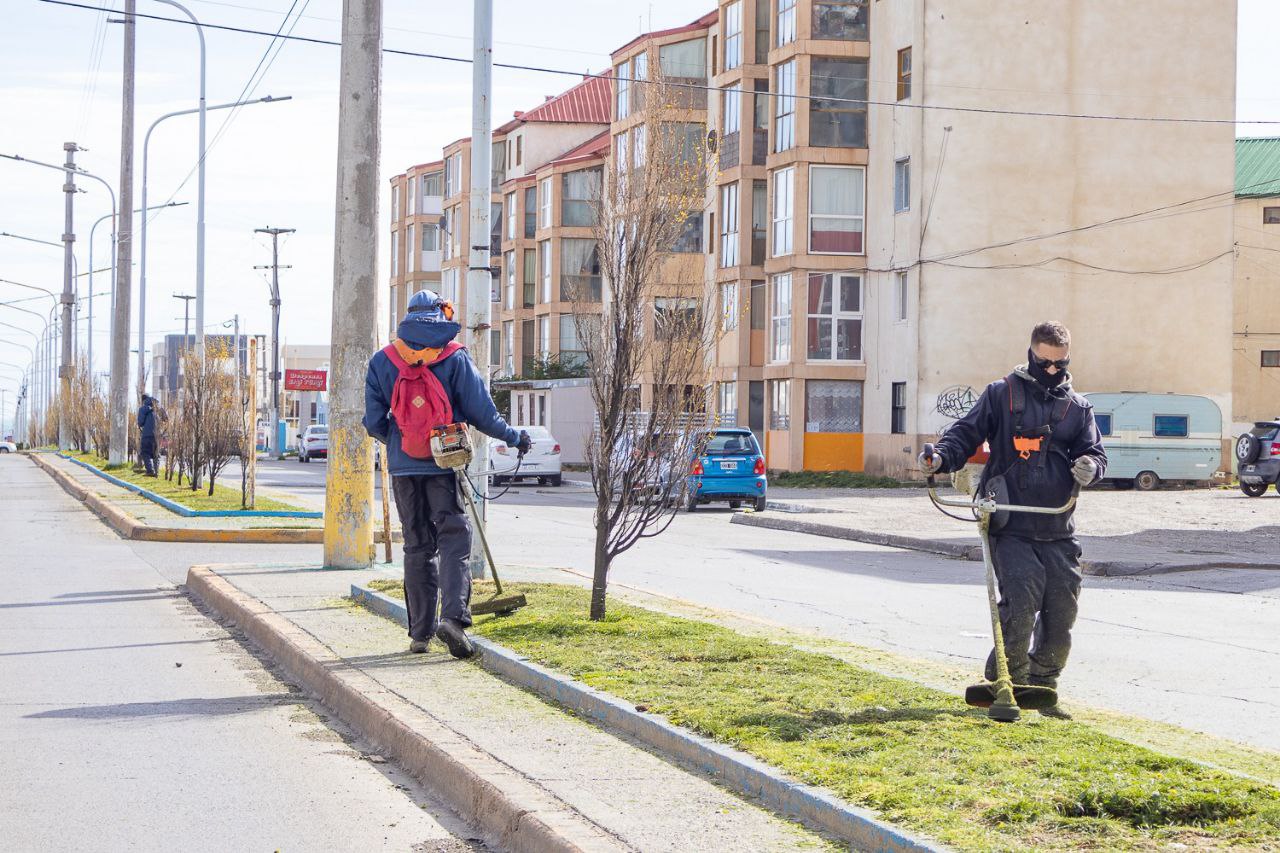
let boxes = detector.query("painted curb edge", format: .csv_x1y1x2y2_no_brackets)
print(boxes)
350,583,950,853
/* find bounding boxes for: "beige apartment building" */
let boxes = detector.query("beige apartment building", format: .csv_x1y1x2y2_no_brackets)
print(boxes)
388,160,444,333
1232,137,1280,429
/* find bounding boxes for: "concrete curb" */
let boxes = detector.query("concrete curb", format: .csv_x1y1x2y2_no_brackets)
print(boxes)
352,584,948,853
187,566,627,853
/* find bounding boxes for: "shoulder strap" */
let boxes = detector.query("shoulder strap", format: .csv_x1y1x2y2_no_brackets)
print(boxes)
1051,395,1072,425
430,340,465,366
382,342,409,371
1006,374,1025,432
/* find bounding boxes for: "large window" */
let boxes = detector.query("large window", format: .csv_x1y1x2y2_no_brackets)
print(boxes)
506,192,517,240
896,270,909,322
421,223,439,253
769,379,791,430
559,315,586,368
806,272,862,361
615,58,630,120
444,153,462,198
540,239,553,302
813,0,869,40
422,172,442,197
720,183,739,267
805,380,862,433
775,60,796,152
772,167,795,257
894,158,910,213
504,250,515,310
809,165,865,254
562,167,601,227
523,248,536,308
406,224,415,272
659,38,708,108
777,0,796,46
770,273,792,363
723,86,741,135
539,178,552,228
723,1,742,70
523,186,537,238
810,58,867,147
390,230,400,277
718,382,737,423
891,382,906,434
720,281,739,331
561,238,601,302
654,297,700,341
897,47,913,101
672,212,704,253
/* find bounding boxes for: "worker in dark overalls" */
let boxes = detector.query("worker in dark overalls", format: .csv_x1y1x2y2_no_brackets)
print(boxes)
137,395,159,477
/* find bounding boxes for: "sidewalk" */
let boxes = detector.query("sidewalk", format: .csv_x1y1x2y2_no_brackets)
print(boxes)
192,562,844,852
753,486,1280,576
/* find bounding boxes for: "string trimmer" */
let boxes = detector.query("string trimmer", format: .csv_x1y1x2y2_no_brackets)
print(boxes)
922,443,1078,722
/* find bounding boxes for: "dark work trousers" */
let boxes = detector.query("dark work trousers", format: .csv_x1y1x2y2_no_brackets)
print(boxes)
391,473,474,642
139,436,158,476
983,535,1083,690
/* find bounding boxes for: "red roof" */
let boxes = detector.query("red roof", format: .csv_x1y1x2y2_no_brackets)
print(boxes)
517,73,613,125
612,10,718,59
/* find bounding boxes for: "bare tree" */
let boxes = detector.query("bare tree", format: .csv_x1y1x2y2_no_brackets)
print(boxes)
202,342,242,496
578,79,719,621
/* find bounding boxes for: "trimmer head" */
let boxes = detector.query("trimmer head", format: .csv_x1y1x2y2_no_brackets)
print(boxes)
965,682,1058,712
471,593,528,617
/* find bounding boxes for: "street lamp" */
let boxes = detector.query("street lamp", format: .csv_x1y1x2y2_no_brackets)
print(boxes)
139,94,289,383
0,231,81,353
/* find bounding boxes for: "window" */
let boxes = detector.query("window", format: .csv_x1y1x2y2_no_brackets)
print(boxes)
720,281,739,330
406,224,415,272
770,273,792,362
559,315,586,368
810,58,868,147
503,321,514,372
490,269,501,303
1153,415,1189,438
897,47,912,101
523,248,536,308
515,135,523,168
390,229,399,276
751,180,767,264
443,206,459,260
408,178,417,216
523,186,536,238
777,0,796,46
772,166,795,257
632,123,647,169
504,250,515,310
391,184,400,222
632,51,648,111
539,316,551,358
809,165,865,254
444,153,462,198
723,86,741,135
493,140,507,190
562,167,601,227
895,270,909,321
441,267,459,304
754,0,770,63
1262,350,1280,367
506,192,517,240
769,379,791,430
720,183,739,267
489,329,501,366
561,238,601,302
659,38,708,108
891,382,906,434
775,60,796,151
422,173,442,197
539,178,552,228
717,382,737,422
806,380,862,433
1265,207,1280,225
490,201,503,256
723,1,742,70
814,0,869,41
521,319,535,373
1095,413,1113,436
806,272,862,361
616,58,630,120
654,297,700,340
673,212,704,253
894,158,910,213
540,240,553,302
615,130,629,175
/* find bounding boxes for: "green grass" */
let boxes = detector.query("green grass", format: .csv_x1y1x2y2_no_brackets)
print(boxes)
71,451,302,513
363,580,1280,851
769,469,907,489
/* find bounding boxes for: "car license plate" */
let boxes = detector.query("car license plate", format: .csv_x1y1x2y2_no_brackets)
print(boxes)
720,461,738,471
1244,465,1257,473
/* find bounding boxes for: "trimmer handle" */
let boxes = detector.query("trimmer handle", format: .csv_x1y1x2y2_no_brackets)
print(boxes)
922,443,938,488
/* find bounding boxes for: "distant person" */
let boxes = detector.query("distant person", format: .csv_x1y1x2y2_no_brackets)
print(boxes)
137,394,159,477
363,290,530,658
919,321,1107,718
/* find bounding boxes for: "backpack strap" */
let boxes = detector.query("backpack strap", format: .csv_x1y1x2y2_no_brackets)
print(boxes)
382,342,409,371
1006,374,1025,434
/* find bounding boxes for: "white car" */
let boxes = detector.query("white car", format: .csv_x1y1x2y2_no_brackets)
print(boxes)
0,440,16,454
298,424,329,463
490,425,562,486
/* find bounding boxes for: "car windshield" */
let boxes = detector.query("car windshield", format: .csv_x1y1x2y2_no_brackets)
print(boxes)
703,432,759,456
1251,424,1279,440
310,427,328,435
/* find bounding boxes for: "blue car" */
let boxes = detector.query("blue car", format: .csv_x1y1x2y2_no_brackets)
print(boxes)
686,428,767,512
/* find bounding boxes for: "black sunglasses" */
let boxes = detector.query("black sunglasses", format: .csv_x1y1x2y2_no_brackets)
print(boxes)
1031,353,1071,371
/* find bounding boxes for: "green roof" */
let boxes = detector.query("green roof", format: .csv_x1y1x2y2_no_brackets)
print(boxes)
1236,137,1280,197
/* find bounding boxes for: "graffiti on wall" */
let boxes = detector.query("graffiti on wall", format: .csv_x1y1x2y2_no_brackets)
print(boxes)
935,386,979,420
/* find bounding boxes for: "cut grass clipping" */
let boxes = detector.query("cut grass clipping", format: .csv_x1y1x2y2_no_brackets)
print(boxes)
365,579,1280,851
71,452,302,513
769,469,904,489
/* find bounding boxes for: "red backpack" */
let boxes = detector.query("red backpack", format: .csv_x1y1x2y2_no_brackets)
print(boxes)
383,338,465,459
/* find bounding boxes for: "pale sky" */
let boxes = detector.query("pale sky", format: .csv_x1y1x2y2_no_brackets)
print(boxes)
1,0,1278,414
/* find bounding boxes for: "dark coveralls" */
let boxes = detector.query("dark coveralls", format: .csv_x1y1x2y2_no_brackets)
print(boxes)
137,398,158,476
363,311,520,643
933,369,1107,689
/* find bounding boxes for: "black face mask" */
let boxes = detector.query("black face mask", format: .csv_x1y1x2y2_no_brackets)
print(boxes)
1027,348,1067,391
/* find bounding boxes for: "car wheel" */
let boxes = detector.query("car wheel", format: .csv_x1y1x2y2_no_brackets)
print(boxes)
1134,471,1160,491
298,452,306,463
1236,433,1262,465
549,474,562,487
754,494,767,512
1240,481,1269,498
538,477,548,486
0,448,9,454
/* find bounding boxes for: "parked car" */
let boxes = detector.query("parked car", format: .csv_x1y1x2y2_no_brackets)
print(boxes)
491,425,562,486
686,427,767,512
0,439,16,454
1083,392,1223,490
1235,421,1280,497
298,424,329,463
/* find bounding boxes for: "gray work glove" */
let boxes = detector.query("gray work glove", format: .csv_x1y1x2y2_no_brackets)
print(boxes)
514,430,533,456
918,448,944,475
1072,456,1098,486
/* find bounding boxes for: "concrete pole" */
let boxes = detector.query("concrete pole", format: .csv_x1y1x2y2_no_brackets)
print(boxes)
244,336,257,508
108,0,137,465
254,227,293,458
59,142,78,452
465,0,494,579
322,0,382,569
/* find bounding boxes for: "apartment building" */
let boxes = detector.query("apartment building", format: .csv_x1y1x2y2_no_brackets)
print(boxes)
388,161,444,336
1232,137,1280,429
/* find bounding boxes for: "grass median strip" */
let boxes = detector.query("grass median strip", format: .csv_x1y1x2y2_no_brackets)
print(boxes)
367,578,1279,852
69,452,301,513
769,470,906,489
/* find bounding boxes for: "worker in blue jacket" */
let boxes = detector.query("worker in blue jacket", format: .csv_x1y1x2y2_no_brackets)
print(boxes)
920,321,1107,718
364,289,529,658
137,394,159,477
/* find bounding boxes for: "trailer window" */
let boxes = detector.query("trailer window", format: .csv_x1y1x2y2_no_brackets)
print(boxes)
1094,413,1112,437
1153,415,1188,438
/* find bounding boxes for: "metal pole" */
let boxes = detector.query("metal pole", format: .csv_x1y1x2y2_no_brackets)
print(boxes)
108,0,136,465
254,226,293,459
465,0,494,579
323,0,382,569
244,336,257,508
59,142,78,452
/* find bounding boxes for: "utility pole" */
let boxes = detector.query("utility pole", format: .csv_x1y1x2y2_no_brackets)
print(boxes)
59,142,79,452
108,0,136,465
254,226,293,459
173,293,195,341
465,0,494,579
323,0,382,569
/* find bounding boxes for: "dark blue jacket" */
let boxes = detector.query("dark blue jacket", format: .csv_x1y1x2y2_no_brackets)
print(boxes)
933,367,1107,541
363,313,519,476
137,401,157,439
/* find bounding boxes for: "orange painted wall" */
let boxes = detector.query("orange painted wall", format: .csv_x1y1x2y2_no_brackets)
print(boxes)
802,433,864,472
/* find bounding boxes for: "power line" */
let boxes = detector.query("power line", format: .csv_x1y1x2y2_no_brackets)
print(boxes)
41,0,1280,127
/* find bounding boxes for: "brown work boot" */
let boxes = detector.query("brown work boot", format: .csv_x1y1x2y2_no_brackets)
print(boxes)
408,639,430,654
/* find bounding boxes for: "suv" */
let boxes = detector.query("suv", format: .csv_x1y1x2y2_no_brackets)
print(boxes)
1235,421,1280,496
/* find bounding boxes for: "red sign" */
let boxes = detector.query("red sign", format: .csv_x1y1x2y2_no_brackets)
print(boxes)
284,369,327,392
